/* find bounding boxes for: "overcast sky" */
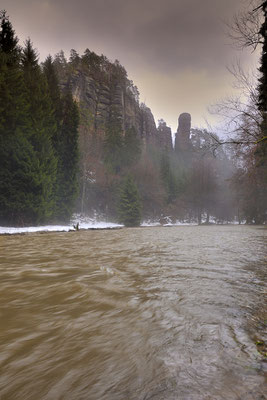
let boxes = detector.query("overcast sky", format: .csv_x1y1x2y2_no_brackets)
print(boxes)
2,0,260,132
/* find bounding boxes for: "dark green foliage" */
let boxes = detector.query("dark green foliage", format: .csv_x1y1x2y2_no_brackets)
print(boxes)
42,58,80,223
0,14,79,225
0,14,39,225
0,133,56,225
0,56,38,225
123,126,141,167
160,152,178,203
69,49,80,67
104,123,141,173
0,10,19,64
55,90,79,222
21,40,58,148
44,54,81,222
104,109,124,173
118,175,142,227
43,55,62,128
1,9,265,226
21,39,58,220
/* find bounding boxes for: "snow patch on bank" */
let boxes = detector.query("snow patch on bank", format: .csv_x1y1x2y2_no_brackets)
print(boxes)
71,214,123,230
0,225,72,235
141,220,198,227
0,213,244,235
0,217,123,235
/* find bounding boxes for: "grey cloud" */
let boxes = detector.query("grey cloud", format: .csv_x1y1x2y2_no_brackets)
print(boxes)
5,0,245,72
2,0,257,128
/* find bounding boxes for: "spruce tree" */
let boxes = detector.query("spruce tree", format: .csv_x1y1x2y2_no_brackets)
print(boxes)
160,152,178,204
43,55,62,133
55,89,79,222
0,12,40,225
123,126,141,167
43,56,80,222
21,39,58,222
104,107,124,173
118,175,142,227
0,10,19,64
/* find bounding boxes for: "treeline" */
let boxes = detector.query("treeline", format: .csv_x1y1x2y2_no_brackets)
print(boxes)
0,10,266,227
0,11,79,226
49,48,238,224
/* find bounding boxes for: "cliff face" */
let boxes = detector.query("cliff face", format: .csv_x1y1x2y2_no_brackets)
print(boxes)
53,52,207,220
158,120,173,151
56,53,172,151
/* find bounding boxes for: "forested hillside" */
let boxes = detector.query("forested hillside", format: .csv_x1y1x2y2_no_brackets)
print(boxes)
0,10,266,226
0,11,79,226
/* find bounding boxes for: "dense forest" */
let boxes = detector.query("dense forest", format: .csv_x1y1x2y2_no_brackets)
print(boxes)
0,7,266,227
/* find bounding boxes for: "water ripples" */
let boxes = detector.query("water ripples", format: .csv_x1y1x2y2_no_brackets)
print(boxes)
0,226,266,399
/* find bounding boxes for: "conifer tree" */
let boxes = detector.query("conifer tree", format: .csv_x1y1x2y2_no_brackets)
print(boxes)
123,126,141,167
55,89,79,222
21,39,58,221
43,55,62,133
0,12,41,225
104,107,124,173
118,175,142,227
160,152,178,204
43,56,80,222
0,10,19,64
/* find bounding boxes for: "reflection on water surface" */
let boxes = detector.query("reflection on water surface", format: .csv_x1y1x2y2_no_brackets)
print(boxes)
0,226,266,399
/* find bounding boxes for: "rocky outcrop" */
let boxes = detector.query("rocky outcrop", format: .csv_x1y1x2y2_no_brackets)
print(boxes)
56,52,200,162
157,120,173,151
140,105,158,144
175,112,191,152
58,56,170,150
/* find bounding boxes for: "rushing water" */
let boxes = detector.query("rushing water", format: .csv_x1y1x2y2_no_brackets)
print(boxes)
0,225,266,400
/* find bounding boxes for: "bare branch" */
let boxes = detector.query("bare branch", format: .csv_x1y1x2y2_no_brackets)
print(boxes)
226,0,264,50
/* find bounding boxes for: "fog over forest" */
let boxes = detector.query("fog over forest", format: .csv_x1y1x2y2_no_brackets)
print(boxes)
0,1,266,229
0,3,267,400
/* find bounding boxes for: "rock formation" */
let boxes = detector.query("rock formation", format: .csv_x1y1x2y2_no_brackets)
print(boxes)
175,112,191,152
56,53,174,153
56,51,191,162
157,119,173,151
140,105,158,144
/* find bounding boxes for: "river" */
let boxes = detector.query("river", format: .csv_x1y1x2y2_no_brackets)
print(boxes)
0,225,266,400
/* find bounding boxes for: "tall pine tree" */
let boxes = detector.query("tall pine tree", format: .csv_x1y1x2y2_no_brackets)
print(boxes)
104,107,124,174
43,55,62,136
55,89,79,222
21,39,58,222
118,175,142,227
0,12,42,225
43,55,80,222
123,126,141,167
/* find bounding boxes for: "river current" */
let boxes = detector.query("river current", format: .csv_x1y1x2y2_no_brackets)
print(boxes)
0,225,266,400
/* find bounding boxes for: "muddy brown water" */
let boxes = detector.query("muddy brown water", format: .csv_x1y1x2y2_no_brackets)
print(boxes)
0,225,266,400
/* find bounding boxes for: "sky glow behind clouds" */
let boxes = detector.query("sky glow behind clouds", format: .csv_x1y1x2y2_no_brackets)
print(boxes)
2,0,260,132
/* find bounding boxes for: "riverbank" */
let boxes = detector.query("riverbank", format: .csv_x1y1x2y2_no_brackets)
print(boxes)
1,221,265,235
0,222,123,235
